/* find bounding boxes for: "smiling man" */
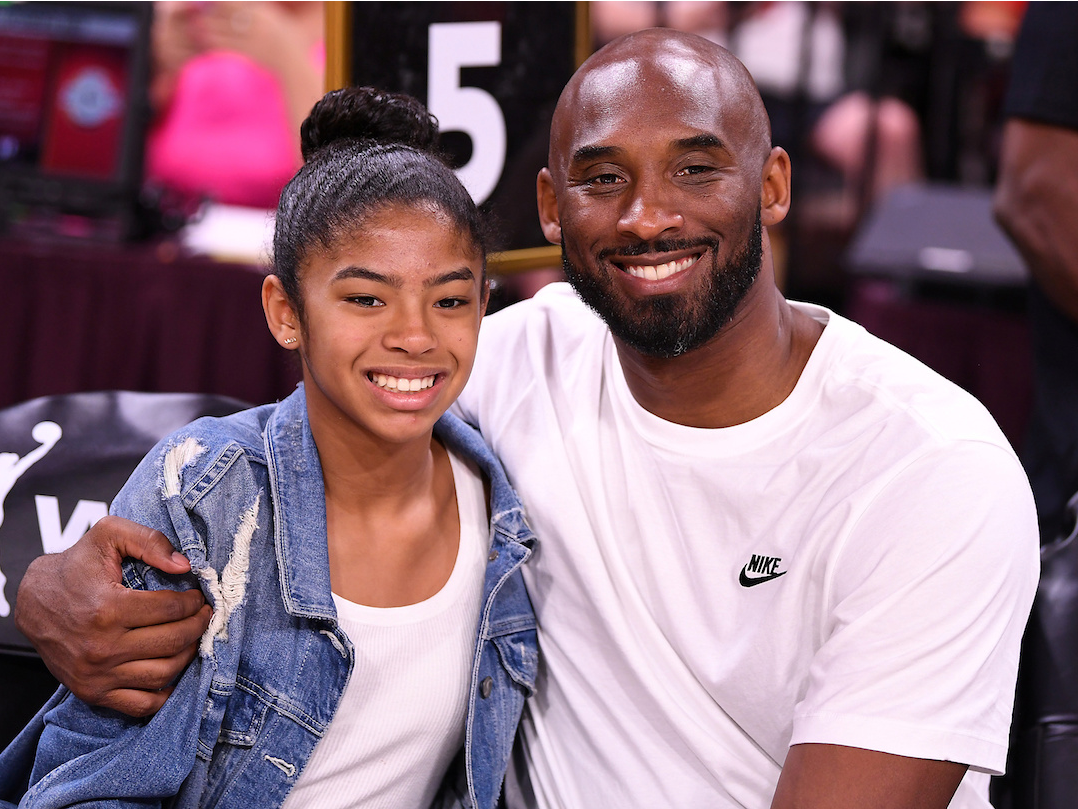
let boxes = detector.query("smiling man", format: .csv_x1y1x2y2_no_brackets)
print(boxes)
455,30,1037,809
12,29,1038,809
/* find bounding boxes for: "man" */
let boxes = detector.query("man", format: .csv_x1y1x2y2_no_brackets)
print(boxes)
13,30,1037,808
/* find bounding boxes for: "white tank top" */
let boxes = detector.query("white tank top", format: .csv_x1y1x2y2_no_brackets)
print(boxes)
280,448,488,809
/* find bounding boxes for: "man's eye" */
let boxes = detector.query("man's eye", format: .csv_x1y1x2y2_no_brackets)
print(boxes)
677,165,713,176
588,173,622,186
347,295,383,307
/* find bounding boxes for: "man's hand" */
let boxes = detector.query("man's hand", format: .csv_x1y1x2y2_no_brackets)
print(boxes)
13,516,212,717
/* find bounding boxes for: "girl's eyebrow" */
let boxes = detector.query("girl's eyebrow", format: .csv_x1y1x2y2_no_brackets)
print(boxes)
333,266,389,284
332,266,476,289
428,267,477,288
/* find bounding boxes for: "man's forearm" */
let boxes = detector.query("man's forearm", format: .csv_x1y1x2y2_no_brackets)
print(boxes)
771,744,966,809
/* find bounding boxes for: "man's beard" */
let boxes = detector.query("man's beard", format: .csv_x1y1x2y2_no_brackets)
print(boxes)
561,208,764,359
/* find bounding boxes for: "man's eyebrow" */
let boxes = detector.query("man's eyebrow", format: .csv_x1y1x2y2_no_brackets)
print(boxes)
331,266,476,289
570,144,621,164
674,133,726,151
570,135,727,165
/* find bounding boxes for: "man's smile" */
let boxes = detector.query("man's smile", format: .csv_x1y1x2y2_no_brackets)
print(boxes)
617,253,701,281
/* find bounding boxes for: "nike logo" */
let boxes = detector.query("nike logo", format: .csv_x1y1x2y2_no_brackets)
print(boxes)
739,554,787,587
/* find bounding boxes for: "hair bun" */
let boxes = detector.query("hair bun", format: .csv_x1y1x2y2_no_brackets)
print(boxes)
299,86,439,161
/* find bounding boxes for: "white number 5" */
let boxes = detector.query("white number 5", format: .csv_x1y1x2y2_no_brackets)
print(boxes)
428,21,507,204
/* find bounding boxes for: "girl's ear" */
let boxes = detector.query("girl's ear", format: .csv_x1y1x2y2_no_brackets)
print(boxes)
480,276,491,318
262,275,301,349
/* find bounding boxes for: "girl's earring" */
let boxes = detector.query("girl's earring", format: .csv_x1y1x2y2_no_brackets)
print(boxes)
283,337,298,345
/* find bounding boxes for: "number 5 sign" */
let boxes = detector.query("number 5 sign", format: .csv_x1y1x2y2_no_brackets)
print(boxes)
326,2,589,273
428,21,505,204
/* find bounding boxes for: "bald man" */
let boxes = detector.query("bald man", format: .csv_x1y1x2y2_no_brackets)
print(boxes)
13,30,1037,809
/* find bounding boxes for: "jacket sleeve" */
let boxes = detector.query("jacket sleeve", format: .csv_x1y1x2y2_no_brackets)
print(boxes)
15,434,247,809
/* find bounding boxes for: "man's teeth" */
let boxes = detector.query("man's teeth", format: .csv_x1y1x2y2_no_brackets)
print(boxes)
371,374,436,392
625,255,696,280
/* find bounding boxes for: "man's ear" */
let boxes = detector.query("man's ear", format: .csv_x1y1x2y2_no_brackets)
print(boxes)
262,275,301,349
760,147,792,228
537,168,563,245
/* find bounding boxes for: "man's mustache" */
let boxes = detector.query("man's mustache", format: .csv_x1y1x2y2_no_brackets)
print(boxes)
596,237,718,261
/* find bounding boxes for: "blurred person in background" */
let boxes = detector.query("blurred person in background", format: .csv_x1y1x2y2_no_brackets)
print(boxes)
994,2,1078,550
146,1,324,210
994,5,1078,806
591,1,925,224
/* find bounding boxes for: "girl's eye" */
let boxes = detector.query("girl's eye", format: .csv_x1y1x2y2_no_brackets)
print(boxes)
435,297,468,310
347,295,383,307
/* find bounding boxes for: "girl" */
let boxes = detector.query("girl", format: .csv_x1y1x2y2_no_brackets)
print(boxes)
1,87,537,809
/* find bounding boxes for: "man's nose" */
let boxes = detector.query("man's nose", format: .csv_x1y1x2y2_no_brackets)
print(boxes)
616,178,684,242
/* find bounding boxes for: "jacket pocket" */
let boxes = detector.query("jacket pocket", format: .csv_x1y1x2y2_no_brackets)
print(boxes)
485,564,538,696
198,677,270,762
491,625,538,697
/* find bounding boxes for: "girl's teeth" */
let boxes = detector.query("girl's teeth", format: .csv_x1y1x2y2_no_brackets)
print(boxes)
371,374,436,392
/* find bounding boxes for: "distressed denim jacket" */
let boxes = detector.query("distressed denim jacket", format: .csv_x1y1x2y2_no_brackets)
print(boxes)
0,387,538,809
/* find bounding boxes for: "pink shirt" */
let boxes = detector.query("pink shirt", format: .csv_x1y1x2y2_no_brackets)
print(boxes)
145,49,310,209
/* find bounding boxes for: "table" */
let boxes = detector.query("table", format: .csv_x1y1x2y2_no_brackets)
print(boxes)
0,234,301,409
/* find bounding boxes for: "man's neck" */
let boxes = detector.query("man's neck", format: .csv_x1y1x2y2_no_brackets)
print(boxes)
614,283,823,429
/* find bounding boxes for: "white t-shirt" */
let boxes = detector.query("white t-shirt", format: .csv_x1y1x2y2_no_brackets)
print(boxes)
280,449,488,809
454,283,1039,809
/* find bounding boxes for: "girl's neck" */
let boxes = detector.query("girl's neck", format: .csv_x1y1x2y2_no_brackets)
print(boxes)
305,399,461,607
316,424,441,513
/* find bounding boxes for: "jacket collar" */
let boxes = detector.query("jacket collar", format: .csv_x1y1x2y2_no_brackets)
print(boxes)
262,387,534,621
264,387,335,620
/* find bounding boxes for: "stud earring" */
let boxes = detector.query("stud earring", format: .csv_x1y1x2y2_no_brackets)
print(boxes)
283,337,298,345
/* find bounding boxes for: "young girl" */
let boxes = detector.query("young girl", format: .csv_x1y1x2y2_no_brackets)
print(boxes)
0,87,537,809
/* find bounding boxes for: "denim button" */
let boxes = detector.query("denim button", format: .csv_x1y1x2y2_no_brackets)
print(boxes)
488,550,499,562
480,676,493,698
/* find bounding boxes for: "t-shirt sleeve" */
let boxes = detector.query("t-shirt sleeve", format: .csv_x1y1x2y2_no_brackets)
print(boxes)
790,440,1039,774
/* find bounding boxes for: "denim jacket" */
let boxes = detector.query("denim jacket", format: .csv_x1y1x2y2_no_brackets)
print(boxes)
0,387,538,809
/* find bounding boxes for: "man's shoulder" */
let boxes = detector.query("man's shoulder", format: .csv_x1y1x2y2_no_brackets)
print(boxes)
459,283,609,428
482,282,601,340
806,304,1012,451
473,283,607,377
